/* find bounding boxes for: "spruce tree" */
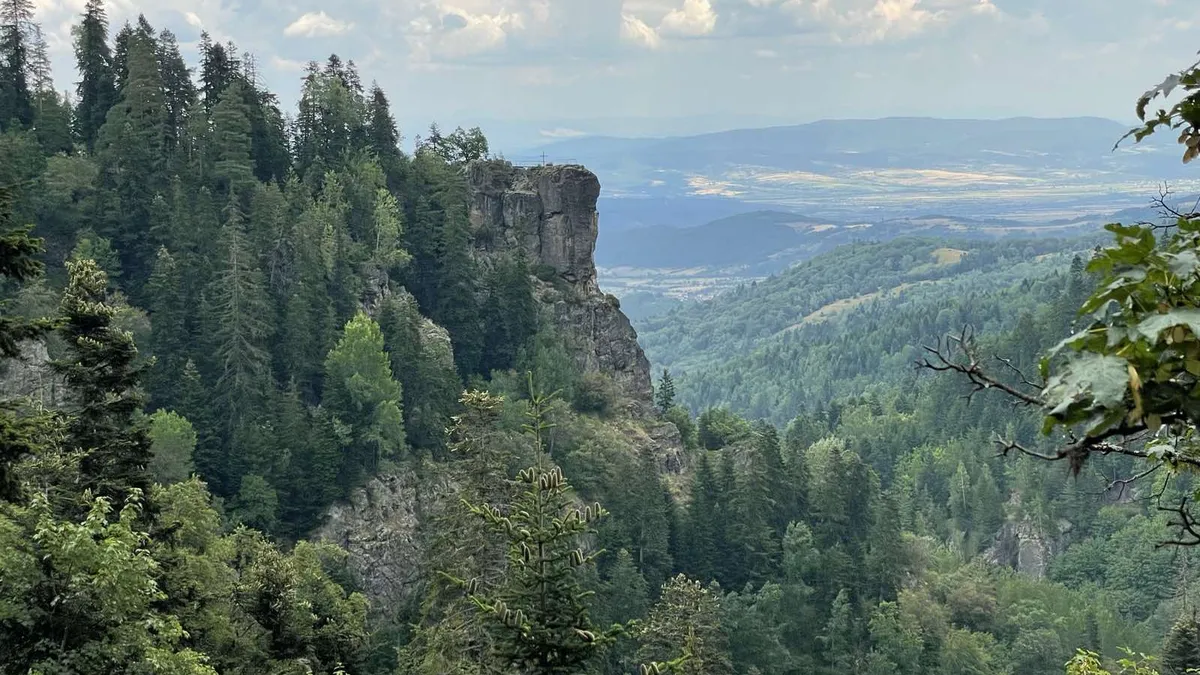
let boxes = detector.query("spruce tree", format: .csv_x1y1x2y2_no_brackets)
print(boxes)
52,259,153,502
0,0,35,129
72,0,115,151
94,23,166,285
1163,616,1200,675
155,29,195,157
656,369,676,411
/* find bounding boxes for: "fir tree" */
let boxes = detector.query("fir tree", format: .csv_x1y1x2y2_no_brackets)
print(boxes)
1163,616,1200,675
460,464,618,675
198,32,238,112
155,29,195,157
656,368,676,411
52,258,153,501
72,0,115,150
203,197,272,478
0,0,35,129
637,575,732,675
145,247,187,408
210,80,255,195
94,23,167,285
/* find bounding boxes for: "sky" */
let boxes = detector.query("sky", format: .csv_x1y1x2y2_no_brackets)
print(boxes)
28,0,1200,152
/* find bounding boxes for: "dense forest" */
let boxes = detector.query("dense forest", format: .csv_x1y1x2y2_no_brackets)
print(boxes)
4,1,1200,674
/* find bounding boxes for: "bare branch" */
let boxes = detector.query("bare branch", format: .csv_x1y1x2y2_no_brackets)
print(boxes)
918,328,1044,407
1106,462,1163,501
994,356,1044,391
1159,497,1200,547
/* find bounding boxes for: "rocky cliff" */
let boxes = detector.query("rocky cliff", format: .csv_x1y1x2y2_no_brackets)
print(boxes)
466,161,654,408
315,161,684,616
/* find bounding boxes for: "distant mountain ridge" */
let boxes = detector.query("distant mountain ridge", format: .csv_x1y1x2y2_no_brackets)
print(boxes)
536,116,1195,229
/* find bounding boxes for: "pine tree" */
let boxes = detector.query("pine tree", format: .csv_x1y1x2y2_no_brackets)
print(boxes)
656,369,676,411
0,0,35,129
72,0,115,151
52,259,153,502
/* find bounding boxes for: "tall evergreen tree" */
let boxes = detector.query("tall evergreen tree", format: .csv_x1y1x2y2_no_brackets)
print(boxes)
459,465,618,675
155,29,195,157
203,197,272,490
0,0,35,129
323,311,406,483
1163,616,1200,675
145,247,188,408
72,0,115,151
94,23,166,286
198,32,238,112
210,80,255,195
656,368,676,412
52,259,153,502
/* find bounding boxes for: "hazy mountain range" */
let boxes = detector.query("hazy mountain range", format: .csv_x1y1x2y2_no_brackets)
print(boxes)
528,116,1195,226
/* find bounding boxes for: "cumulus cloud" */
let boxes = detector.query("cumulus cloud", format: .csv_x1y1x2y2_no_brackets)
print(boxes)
620,12,662,48
284,11,354,37
660,0,718,36
406,5,524,62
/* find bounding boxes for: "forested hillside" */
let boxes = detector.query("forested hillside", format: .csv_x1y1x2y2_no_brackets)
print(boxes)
4,1,1200,674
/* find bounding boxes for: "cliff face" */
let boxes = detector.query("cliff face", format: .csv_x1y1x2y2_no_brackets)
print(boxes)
466,161,654,407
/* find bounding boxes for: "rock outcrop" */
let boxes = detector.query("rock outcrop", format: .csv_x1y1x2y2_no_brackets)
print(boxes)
466,161,654,407
315,161,683,616
313,471,433,621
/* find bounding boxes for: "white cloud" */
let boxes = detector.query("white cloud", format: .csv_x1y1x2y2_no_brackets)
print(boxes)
407,6,524,62
765,0,999,43
284,11,354,38
660,0,717,36
621,12,662,48
540,127,590,138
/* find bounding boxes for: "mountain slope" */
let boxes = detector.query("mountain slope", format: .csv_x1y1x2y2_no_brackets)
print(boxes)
635,236,1100,422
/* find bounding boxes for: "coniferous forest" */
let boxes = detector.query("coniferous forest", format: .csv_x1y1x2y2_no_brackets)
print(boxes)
5,2,1200,674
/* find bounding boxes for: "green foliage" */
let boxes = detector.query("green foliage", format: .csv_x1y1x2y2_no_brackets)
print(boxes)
53,258,153,501
460,465,616,674
323,311,406,480
697,407,751,450
147,409,195,484
637,575,732,675
656,369,676,412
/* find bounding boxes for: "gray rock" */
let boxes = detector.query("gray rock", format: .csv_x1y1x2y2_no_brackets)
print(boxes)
467,160,653,405
313,471,429,620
